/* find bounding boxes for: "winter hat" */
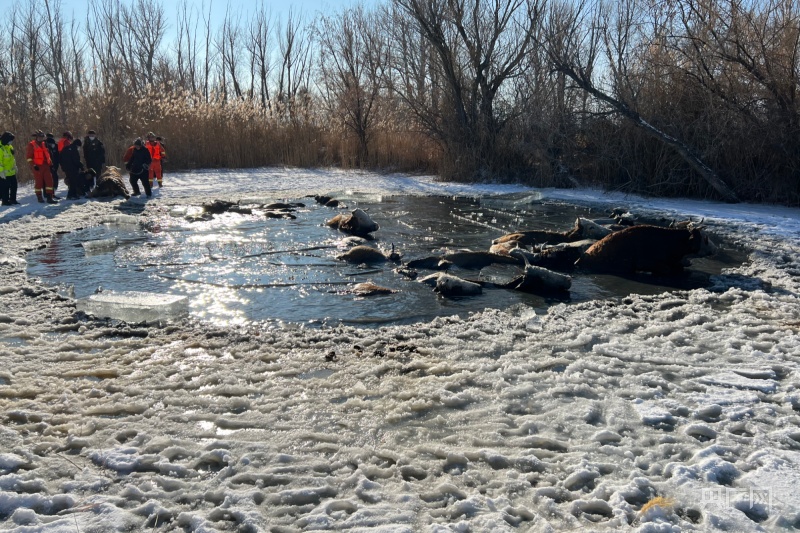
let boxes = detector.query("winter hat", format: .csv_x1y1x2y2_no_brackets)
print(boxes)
147,131,155,138
133,138,143,146
87,129,96,135
0,131,14,144
72,138,82,147
33,130,44,138
62,131,73,139
46,132,54,138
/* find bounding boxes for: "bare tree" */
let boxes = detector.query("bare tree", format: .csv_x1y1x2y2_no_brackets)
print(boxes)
543,0,739,201
277,10,314,121
86,0,128,90
317,5,388,164
175,0,200,92
383,3,440,136
217,7,244,100
247,2,274,109
16,1,48,109
67,17,87,97
124,0,168,86
202,0,214,101
42,0,71,125
671,0,800,200
391,0,543,176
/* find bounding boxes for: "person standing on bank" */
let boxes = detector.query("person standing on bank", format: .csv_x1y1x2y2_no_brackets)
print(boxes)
59,138,85,200
145,132,166,189
26,130,57,203
0,131,20,206
123,138,152,197
44,133,61,197
82,129,105,195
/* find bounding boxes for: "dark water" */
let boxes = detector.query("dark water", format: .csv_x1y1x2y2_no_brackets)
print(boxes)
27,193,746,327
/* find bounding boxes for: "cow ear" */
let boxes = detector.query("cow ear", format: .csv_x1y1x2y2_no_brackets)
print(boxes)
688,218,705,230
673,220,691,229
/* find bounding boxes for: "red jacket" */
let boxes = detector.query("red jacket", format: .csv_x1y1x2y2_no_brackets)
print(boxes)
26,140,52,167
57,138,71,152
145,140,165,161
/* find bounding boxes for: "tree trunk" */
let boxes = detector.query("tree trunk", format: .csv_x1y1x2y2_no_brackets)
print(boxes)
556,63,739,203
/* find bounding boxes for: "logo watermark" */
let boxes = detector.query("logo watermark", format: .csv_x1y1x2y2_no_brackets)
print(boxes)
700,487,774,512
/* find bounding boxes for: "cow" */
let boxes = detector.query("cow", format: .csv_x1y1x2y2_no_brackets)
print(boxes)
327,208,379,237
202,199,253,215
504,264,572,293
492,229,575,247
89,166,131,199
351,282,396,296
574,225,718,275
441,251,522,269
420,272,483,296
511,239,596,271
337,244,400,264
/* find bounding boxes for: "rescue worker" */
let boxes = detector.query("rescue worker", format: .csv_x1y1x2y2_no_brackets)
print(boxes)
123,138,152,197
82,129,106,195
59,138,85,200
57,131,73,197
145,132,166,189
26,130,57,203
0,131,20,206
45,132,61,197
57,131,73,153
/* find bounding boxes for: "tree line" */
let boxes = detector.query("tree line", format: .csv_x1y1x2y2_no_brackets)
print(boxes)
2,0,799,205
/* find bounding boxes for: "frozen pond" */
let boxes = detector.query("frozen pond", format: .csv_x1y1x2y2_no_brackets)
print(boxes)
3,169,800,532
26,193,746,326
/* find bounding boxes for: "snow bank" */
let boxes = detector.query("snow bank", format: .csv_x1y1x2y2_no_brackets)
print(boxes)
0,168,798,531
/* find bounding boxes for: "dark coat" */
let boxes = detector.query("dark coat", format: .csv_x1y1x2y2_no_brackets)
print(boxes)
59,142,84,174
126,145,152,175
83,137,106,168
45,138,59,169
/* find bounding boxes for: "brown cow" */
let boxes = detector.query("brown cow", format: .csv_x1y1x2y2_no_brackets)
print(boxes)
89,166,130,199
327,208,379,237
575,225,717,275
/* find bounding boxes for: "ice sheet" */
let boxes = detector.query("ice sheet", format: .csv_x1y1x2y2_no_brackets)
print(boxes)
76,290,188,323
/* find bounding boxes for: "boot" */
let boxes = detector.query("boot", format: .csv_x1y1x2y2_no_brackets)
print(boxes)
36,192,44,203
46,195,58,204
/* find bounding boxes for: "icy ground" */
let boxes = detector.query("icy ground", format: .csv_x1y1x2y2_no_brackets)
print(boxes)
1,168,799,532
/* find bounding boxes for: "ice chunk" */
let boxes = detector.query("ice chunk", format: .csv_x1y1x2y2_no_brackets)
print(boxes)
82,238,118,255
101,214,139,225
77,290,188,323
0,256,26,268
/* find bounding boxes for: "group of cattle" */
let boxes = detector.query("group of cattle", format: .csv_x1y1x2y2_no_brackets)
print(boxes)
91,185,718,298
324,199,718,297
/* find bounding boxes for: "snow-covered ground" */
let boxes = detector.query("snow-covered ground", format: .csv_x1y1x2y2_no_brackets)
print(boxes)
1,167,799,532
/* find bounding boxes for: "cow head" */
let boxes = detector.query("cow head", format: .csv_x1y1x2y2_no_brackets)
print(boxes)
687,226,718,257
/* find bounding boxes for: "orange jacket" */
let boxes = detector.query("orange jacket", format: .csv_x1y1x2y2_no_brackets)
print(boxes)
26,140,52,167
145,140,165,161
57,138,71,152
123,146,135,162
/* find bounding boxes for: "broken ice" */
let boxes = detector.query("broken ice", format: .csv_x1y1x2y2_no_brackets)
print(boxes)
82,238,118,255
100,214,139,225
77,290,188,323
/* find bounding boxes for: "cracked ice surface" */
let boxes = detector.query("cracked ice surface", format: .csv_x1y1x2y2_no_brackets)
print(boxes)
0,167,799,532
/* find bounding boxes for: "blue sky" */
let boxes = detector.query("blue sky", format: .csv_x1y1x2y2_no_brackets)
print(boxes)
198,0,362,22
64,0,367,29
